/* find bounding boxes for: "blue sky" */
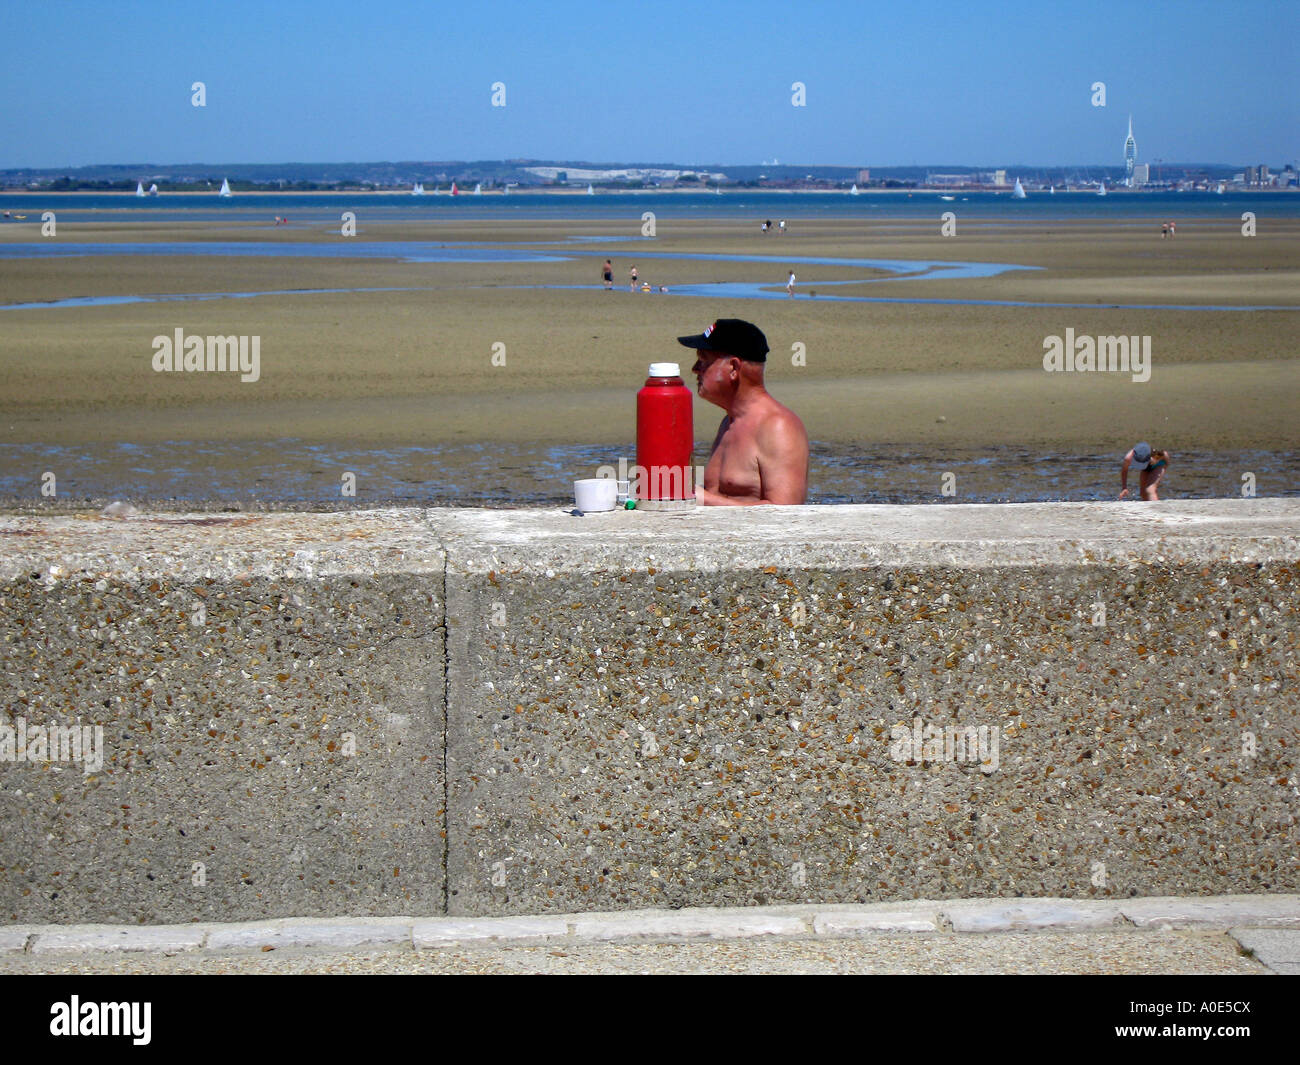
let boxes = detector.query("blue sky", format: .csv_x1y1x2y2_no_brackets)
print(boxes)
3,0,1295,168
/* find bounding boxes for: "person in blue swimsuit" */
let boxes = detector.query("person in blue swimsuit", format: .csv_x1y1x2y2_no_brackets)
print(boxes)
1119,442,1172,500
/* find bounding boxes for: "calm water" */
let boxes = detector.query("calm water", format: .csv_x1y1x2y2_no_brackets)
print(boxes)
3,189,1297,224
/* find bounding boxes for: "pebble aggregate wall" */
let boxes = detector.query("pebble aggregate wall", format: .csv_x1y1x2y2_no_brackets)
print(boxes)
3,502,1297,924
440,502,1298,916
1,511,445,924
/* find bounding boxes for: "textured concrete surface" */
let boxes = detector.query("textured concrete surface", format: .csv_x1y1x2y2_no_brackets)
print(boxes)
0,932,1269,975
2,896,1292,975
0,510,445,924
1229,928,1300,974
3,502,1298,924
441,501,1299,915
1118,895,1300,928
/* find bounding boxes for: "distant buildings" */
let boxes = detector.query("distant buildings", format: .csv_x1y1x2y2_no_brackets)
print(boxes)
1132,163,1149,187
522,165,728,186
1124,116,1137,185
1244,164,1271,186
856,168,871,184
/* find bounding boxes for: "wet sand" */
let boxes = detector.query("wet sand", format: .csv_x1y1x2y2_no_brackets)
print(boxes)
0,215,1296,501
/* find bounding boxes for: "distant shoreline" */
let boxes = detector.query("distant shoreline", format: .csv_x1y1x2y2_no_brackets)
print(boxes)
7,184,1296,197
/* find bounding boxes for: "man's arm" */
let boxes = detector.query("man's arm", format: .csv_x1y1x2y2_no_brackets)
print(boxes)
1118,453,1133,498
757,410,809,504
698,409,808,506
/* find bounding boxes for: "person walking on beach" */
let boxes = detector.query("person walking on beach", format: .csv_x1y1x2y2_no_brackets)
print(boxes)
1161,222,1168,238
677,318,809,505
786,270,796,297
1119,442,1172,500
629,265,638,291
602,259,614,290
778,219,786,235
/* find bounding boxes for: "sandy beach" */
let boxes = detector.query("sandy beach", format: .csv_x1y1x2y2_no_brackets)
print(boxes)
0,213,1296,502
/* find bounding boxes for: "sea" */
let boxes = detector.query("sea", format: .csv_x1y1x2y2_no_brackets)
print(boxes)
3,188,1298,224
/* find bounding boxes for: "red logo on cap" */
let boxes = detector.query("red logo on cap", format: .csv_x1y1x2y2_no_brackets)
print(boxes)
703,322,715,338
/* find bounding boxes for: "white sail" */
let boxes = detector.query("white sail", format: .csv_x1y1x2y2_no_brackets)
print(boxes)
135,182,145,197
474,183,482,194
219,178,232,197
849,183,859,195
148,183,158,196
1097,181,1106,196
412,183,424,195
586,183,594,195
1012,177,1026,199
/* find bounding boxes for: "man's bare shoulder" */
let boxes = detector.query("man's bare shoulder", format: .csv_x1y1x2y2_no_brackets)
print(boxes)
753,395,808,442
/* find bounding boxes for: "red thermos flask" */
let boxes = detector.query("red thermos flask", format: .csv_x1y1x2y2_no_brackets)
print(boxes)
636,362,694,504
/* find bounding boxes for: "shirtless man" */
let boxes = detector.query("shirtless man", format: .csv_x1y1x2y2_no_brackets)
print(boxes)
1119,441,1172,501
676,318,809,505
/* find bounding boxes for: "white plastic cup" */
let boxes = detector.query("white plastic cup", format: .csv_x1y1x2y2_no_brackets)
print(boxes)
574,478,618,512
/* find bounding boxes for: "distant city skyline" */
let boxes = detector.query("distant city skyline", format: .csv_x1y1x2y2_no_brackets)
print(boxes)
2,0,1295,170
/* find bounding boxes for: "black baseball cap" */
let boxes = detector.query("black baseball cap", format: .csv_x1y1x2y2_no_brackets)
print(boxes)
677,319,769,363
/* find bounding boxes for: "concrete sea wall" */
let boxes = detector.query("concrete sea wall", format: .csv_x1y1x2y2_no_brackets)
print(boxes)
2,502,1297,924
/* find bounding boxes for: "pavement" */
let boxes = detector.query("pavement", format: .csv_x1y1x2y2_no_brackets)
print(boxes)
3,896,1298,975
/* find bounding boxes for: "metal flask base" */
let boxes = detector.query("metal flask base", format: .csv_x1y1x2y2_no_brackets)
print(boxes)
634,497,699,511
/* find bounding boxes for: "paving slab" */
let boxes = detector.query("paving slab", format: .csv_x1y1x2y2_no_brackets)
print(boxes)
568,909,808,941
942,899,1124,932
412,917,570,948
205,919,413,952
29,926,206,954
1229,928,1300,973
0,930,31,953
1120,896,1300,929
812,908,940,934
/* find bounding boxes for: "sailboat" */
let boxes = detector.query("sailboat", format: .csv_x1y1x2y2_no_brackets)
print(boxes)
1216,182,1225,195
219,178,232,197
1096,180,1106,196
586,183,593,195
148,183,158,196
849,183,859,195
1012,177,1026,199
1049,185,1055,194
450,181,459,196
412,183,424,196
135,182,145,197
474,183,482,195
